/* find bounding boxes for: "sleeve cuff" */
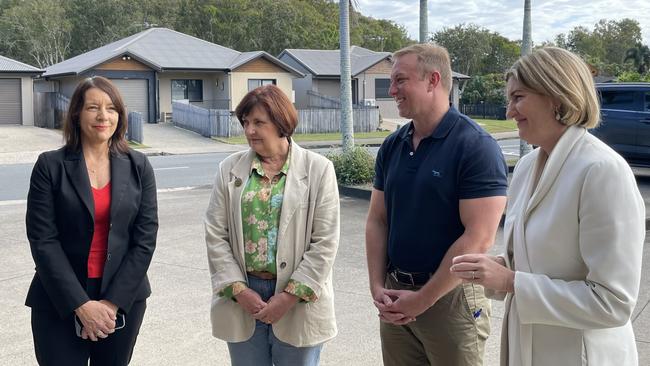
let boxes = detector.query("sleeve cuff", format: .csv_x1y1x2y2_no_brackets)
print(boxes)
284,279,318,303
218,281,248,300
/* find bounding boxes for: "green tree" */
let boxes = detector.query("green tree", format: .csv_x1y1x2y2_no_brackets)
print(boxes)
433,24,519,76
432,24,492,76
555,18,642,75
624,43,650,74
482,34,520,74
0,0,72,67
460,74,506,105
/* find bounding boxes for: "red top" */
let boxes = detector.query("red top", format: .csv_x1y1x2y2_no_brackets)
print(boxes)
88,183,111,278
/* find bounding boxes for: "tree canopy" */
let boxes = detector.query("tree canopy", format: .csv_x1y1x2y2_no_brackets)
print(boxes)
0,0,413,68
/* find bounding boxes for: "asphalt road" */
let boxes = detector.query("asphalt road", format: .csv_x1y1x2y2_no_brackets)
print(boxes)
0,139,522,202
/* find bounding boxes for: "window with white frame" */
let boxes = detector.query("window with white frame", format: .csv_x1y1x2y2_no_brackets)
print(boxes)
248,79,276,91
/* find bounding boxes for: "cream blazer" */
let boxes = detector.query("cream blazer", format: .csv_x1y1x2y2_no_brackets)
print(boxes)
205,141,339,347
494,126,644,366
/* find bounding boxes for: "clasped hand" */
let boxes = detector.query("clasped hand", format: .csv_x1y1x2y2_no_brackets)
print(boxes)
372,287,430,325
235,289,298,324
75,299,118,342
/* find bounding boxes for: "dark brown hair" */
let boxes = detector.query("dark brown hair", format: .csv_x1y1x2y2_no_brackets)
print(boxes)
63,76,129,153
235,85,298,137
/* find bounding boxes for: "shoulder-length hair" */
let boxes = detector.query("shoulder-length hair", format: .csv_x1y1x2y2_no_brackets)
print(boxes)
506,47,600,129
235,85,298,137
63,76,129,153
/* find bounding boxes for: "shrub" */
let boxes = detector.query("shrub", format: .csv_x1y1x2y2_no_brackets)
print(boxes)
326,145,375,185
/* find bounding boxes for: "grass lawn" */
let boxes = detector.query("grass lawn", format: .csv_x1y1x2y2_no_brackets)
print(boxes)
214,130,392,145
128,140,148,149
474,118,517,133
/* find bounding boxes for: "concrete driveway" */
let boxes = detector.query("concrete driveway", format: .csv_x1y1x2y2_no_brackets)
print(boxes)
0,126,63,165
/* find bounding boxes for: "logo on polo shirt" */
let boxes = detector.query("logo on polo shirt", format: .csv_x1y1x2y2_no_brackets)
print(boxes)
431,169,441,177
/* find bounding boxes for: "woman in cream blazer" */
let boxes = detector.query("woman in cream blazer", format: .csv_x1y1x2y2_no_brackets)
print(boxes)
205,85,339,365
451,48,644,366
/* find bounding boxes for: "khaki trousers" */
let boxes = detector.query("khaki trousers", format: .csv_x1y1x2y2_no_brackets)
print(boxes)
380,275,491,366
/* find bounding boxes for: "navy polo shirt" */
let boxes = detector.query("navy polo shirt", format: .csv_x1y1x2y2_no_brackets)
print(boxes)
374,107,508,273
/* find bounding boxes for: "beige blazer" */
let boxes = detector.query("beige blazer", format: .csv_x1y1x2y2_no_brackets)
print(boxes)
205,141,339,347
497,126,644,366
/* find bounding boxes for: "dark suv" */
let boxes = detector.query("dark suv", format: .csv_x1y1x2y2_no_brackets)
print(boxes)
590,82,650,165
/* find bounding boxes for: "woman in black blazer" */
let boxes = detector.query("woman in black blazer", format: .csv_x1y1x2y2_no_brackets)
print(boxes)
25,76,158,365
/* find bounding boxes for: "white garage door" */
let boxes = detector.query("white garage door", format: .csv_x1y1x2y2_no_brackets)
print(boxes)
110,79,148,122
0,78,21,124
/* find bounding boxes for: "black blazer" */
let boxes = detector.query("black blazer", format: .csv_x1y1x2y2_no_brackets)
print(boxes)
25,147,158,319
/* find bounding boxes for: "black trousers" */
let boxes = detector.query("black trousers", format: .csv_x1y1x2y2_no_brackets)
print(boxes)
31,279,146,366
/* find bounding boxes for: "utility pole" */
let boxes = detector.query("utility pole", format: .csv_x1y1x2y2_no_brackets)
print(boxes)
519,0,533,157
419,0,428,43
339,0,355,152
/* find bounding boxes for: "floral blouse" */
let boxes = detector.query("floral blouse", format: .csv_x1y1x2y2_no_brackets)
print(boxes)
219,149,317,302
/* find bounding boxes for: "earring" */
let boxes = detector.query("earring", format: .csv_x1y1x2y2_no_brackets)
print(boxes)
554,110,561,121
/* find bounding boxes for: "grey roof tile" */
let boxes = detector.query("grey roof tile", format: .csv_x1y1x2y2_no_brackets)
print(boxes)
280,46,471,79
280,46,390,77
44,28,298,77
0,55,43,73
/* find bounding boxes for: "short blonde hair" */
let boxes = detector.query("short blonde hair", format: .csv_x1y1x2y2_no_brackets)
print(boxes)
393,43,452,93
506,47,600,128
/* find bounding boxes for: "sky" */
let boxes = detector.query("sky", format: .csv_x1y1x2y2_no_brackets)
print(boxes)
356,0,650,45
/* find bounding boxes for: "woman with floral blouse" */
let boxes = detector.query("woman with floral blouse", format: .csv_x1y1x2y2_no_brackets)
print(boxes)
205,85,340,366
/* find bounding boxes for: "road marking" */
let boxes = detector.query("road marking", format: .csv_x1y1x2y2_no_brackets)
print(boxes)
157,186,198,193
154,166,190,171
0,199,26,206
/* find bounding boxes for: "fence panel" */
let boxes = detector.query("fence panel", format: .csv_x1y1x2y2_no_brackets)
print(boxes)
460,103,506,120
33,92,70,129
127,111,144,143
172,101,379,138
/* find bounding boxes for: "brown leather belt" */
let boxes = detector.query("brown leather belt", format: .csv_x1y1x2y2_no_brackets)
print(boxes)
247,271,276,280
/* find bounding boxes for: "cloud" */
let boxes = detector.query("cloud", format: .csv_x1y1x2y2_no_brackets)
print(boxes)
356,0,650,44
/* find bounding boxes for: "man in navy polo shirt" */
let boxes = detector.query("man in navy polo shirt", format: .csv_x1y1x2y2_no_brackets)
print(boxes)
366,43,508,365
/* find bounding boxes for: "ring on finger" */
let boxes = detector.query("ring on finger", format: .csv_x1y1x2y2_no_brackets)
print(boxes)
472,271,476,280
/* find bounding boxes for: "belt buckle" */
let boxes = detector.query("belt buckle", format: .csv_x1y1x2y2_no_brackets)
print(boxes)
391,268,415,286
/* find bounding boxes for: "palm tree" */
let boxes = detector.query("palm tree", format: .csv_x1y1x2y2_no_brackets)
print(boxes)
339,0,355,152
624,43,650,74
419,0,428,43
519,0,533,157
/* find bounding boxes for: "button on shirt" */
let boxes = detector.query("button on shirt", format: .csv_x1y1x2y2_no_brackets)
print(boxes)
374,107,508,273
219,148,317,302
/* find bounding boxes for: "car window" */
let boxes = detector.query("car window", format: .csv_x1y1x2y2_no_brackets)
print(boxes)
600,90,638,111
645,92,650,112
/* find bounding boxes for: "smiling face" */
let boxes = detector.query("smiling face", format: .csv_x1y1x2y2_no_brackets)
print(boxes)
78,87,119,147
242,104,286,157
389,53,433,121
506,78,566,152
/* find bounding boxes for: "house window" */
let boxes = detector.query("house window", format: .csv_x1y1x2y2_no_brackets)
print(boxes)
248,79,276,91
375,78,391,99
171,79,203,102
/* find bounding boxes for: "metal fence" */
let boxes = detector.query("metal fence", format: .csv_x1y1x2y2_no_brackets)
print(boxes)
460,103,507,120
172,101,380,138
295,108,379,134
307,90,342,109
127,111,144,143
34,92,70,129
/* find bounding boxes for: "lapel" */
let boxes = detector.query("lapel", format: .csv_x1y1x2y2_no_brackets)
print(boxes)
278,141,308,242
524,126,585,219
228,149,255,262
63,149,94,221
109,152,131,225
